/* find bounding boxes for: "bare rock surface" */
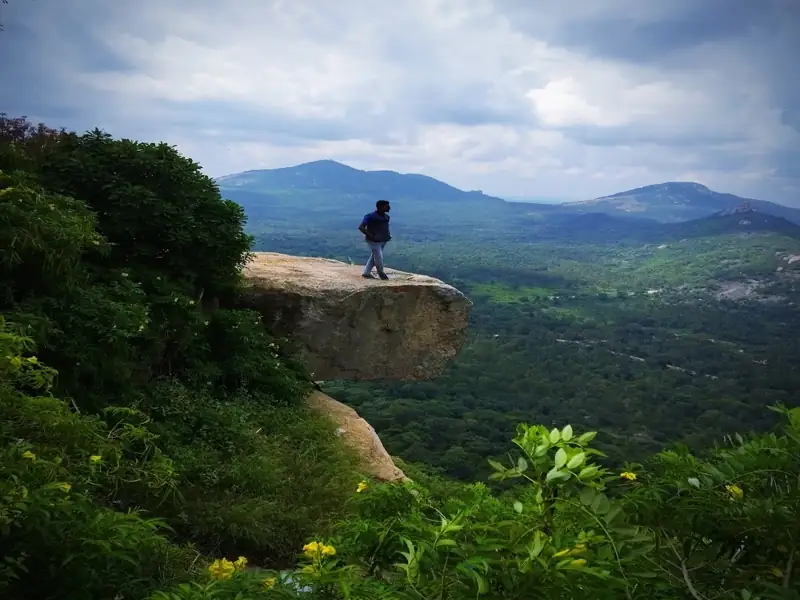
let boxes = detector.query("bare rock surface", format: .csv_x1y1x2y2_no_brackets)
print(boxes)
308,390,408,483
242,252,471,381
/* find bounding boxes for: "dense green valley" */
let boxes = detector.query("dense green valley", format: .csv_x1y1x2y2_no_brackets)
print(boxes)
2,118,799,600
225,161,800,481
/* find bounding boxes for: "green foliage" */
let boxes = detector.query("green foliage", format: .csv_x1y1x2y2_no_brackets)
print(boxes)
625,405,800,600
152,414,798,599
0,115,362,596
31,126,253,300
0,319,192,599
142,377,359,564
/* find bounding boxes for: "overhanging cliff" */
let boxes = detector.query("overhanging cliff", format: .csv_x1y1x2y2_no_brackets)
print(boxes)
241,252,472,482
242,252,472,381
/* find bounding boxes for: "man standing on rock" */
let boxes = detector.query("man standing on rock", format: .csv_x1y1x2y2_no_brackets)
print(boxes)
359,200,392,280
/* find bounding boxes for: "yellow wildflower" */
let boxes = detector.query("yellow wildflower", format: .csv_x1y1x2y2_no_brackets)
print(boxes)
263,577,277,589
302,541,335,558
356,480,368,493
89,455,102,464
23,451,36,461
208,558,235,580
303,541,321,557
725,484,743,500
620,471,637,481
233,556,248,570
54,482,71,493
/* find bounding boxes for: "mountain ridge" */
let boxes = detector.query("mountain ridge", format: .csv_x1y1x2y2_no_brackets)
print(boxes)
566,181,800,224
215,160,800,226
216,159,504,204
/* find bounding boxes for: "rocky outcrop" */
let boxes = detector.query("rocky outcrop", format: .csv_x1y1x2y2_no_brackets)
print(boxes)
308,391,408,483
242,252,471,482
242,252,471,381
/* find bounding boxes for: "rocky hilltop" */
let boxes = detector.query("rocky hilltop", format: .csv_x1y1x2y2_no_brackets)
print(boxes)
242,252,472,481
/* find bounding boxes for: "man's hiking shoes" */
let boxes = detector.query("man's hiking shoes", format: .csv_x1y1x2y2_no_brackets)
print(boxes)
361,273,390,280
378,273,390,280
362,273,376,279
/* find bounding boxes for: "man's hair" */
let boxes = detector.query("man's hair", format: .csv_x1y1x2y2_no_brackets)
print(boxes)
376,199,390,209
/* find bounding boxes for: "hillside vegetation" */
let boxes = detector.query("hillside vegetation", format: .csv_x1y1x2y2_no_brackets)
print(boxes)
2,116,798,600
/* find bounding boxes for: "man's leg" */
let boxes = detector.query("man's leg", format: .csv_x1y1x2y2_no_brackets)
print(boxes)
375,242,389,279
362,242,377,277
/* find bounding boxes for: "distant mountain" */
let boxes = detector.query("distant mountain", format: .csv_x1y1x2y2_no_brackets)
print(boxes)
564,182,800,225
535,209,800,246
503,195,574,204
216,161,800,244
664,210,800,240
215,159,506,204
216,160,553,241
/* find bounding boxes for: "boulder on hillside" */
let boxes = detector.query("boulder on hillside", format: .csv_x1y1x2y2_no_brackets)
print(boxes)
242,252,471,381
308,391,408,483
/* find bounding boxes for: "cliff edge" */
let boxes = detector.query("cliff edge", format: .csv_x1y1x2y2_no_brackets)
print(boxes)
242,252,472,381
242,252,472,483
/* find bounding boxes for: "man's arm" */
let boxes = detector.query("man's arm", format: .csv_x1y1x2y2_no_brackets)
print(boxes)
358,215,374,240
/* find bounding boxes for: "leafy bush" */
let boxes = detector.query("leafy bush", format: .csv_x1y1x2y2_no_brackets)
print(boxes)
0,319,193,599
153,414,798,600
143,377,360,564
0,115,362,592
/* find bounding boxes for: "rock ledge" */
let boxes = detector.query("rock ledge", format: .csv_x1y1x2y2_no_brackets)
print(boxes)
242,252,471,381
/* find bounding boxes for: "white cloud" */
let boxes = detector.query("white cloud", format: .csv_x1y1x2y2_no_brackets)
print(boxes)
1,0,798,202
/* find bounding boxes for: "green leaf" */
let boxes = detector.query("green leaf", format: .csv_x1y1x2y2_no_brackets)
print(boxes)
687,477,701,488
578,465,600,480
567,452,586,470
591,493,611,515
513,501,523,514
517,457,528,472
554,448,567,469
546,467,568,482
487,458,506,473
604,504,623,525
549,428,561,444
579,486,596,506
473,572,489,594
577,431,597,444
561,424,573,441
531,531,545,558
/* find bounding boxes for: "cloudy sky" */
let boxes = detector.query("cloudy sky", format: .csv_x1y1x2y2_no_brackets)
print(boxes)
1,0,799,203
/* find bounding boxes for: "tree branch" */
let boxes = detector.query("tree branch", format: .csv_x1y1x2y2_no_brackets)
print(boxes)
681,559,708,600
784,549,795,589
